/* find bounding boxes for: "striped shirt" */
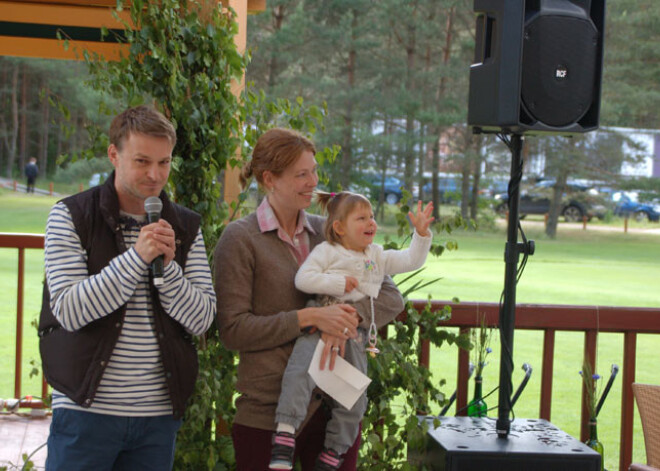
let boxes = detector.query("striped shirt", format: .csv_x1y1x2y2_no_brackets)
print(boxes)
45,202,216,416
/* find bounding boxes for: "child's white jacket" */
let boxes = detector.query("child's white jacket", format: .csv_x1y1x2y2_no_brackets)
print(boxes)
295,230,432,301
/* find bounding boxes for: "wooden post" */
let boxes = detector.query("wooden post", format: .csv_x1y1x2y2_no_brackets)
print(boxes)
221,0,249,206
620,332,637,471
624,216,629,233
544,213,549,227
15,247,25,399
540,329,555,420
49,181,54,196
456,327,470,415
582,215,587,230
13,180,17,191
580,329,598,442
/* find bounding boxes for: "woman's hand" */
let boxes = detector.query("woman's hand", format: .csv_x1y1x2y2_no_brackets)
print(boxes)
298,303,359,371
298,303,359,339
408,200,434,237
319,332,346,371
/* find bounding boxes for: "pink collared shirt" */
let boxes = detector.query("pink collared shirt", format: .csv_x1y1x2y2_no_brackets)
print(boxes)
256,197,316,266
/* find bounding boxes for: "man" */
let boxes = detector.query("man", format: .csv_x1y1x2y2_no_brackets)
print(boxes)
24,157,38,193
39,105,216,470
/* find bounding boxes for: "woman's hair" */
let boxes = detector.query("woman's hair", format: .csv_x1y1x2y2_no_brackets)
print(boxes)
317,191,372,245
109,105,176,151
239,128,316,190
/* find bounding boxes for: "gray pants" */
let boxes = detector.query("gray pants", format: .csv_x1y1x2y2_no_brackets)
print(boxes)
275,329,368,454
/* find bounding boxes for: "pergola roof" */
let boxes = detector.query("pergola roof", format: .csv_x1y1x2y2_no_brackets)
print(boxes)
0,0,265,61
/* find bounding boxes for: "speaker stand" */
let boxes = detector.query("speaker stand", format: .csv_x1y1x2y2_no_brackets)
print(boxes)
496,133,534,438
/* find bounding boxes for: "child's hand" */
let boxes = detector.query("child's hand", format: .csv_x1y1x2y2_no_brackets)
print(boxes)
344,276,359,293
408,200,434,237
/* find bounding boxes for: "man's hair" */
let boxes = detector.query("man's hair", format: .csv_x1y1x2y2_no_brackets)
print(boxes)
109,105,177,150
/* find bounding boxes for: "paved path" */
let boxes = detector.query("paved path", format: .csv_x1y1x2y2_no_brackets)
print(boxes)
0,414,48,470
0,177,64,197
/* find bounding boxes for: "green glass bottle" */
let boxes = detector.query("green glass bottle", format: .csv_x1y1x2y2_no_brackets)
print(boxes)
467,377,487,417
585,419,604,471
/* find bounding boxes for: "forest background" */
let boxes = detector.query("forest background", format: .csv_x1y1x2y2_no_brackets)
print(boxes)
1,0,659,228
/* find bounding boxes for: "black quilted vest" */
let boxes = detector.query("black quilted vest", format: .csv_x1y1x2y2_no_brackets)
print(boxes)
39,172,201,419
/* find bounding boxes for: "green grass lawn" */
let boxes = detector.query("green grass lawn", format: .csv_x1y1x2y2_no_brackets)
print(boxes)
1,190,659,469
408,222,660,307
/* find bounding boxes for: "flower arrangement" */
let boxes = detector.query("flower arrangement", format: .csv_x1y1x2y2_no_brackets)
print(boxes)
471,314,493,378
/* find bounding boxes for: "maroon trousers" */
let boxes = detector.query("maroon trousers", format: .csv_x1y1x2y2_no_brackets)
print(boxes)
232,405,361,470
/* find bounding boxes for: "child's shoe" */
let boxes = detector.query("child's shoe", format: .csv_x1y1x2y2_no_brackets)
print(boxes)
268,431,296,470
313,447,343,471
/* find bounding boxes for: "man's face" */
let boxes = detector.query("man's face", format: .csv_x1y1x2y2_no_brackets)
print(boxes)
108,132,173,214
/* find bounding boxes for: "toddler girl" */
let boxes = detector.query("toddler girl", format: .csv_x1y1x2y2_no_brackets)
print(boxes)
269,191,434,470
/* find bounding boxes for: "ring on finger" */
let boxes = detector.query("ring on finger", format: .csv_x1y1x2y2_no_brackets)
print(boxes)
332,346,340,353
343,327,349,335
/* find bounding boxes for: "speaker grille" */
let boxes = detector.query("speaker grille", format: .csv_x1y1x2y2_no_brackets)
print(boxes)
521,15,598,127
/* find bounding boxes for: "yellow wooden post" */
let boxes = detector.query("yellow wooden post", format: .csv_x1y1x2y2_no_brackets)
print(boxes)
223,0,248,206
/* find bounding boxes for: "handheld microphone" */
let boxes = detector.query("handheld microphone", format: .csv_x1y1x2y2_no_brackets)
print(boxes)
144,196,164,286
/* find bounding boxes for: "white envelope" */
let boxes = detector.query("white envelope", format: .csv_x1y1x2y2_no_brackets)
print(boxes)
308,339,372,410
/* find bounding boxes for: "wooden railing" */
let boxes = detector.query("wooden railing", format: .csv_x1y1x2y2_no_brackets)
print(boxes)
0,232,48,408
3,233,659,470
408,299,660,471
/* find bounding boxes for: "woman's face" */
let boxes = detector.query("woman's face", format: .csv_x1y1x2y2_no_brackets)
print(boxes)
266,150,318,212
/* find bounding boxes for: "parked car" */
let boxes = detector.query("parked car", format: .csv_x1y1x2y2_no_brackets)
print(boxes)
481,178,509,199
88,172,109,187
494,181,609,222
612,191,660,222
422,177,463,203
355,174,404,204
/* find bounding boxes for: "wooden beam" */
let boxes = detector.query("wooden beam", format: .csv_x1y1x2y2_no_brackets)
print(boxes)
0,0,130,60
247,0,266,12
0,36,126,61
0,1,131,27
17,1,120,5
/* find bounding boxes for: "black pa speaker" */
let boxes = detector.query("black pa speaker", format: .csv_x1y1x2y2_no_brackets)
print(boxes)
467,0,605,135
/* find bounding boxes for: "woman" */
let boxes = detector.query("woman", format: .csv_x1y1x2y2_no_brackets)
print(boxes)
214,128,404,471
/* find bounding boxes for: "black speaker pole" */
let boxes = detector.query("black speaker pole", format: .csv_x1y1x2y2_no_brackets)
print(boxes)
496,133,524,439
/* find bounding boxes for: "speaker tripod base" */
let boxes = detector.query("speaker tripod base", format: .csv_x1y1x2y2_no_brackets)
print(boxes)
416,416,602,471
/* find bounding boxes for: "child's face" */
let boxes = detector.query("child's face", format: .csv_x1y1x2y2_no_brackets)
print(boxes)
335,204,377,252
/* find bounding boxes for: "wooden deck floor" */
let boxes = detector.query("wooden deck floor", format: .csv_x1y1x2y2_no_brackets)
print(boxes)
0,414,49,470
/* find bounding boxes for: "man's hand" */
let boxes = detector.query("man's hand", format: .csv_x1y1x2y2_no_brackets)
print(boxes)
134,219,176,266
